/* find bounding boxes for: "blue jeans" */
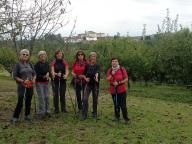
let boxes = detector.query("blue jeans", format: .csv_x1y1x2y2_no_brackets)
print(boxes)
36,83,50,115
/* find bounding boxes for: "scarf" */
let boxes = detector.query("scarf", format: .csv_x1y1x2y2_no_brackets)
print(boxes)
112,65,120,74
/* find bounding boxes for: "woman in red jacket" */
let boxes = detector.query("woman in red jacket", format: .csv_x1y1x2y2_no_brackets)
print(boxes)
106,58,130,123
72,50,87,113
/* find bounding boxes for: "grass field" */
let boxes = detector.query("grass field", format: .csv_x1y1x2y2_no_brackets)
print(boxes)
0,75,192,144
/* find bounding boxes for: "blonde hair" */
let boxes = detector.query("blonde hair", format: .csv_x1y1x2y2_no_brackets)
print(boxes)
89,52,97,57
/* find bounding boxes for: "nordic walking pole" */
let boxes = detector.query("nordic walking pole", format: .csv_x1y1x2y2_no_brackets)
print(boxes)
80,79,84,110
58,78,61,97
94,82,99,122
66,81,77,116
33,85,37,116
114,85,119,124
33,77,37,117
74,76,77,114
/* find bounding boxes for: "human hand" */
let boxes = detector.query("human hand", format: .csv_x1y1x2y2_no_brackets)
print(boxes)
113,81,118,86
95,73,99,82
63,74,67,79
111,70,116,75
85,77,90,82
57,72,62,77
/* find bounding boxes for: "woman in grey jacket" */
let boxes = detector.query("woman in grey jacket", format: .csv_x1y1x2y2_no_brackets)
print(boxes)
11,49,36,124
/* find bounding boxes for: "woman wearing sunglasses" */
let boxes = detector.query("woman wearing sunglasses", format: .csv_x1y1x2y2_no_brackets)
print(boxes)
11,49,36,124
71,50,87,113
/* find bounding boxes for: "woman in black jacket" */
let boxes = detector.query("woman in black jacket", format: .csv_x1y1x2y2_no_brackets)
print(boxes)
82,52,100,120
34,51,50,118
50,50,69,113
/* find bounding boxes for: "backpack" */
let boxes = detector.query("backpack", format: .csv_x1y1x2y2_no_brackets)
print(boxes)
109,66,126,79
109,66,130,90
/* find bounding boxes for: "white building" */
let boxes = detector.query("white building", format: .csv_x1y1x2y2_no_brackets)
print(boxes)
65,31,106,43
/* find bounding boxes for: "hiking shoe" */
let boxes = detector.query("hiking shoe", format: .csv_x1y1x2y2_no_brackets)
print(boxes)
124,118,130,124
45,112,52,118
54,110,59,114
92,112,97,118
78,109,82,114
24,115,32,122
62,110,68,113
92,114,97,119
112,118,120,122
80,116,87,121
37,114,45,120
10,117,19,124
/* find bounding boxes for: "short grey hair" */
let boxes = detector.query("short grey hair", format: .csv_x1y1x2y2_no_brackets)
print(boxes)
38,50,47,57
20,49,29,55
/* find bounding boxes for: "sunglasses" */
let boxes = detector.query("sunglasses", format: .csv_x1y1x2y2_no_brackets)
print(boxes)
22,53,29,56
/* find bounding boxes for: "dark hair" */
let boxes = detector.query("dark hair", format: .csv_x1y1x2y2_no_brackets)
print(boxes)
111,57,118,62
55,50,64,59
75,50,86,62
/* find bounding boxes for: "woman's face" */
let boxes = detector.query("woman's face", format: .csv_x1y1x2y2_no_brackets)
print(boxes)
20,53,30,61
111,59,119,67
56,51,63,59
39,54,47,62
77,52,84,61
90,54,96,63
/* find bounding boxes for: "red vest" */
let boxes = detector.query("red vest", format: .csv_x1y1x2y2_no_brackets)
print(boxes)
106,67,128,94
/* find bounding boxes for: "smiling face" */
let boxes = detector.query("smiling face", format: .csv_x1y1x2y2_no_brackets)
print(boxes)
89,54,96,63
39,54,47,62
111,59,119,68
56,51,63,59
20,53,30,62
77,52,84,61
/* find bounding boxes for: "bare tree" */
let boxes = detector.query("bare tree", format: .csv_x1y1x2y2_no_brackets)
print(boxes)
64,16,77,52
1,0,72,55
0,0,11,36
157,8,179,34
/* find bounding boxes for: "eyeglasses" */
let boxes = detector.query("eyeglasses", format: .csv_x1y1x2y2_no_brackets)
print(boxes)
22,53,29,56
78,54,83,56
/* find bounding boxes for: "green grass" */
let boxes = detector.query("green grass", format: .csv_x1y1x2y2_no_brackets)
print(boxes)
0,76,192,144
129,82,192,103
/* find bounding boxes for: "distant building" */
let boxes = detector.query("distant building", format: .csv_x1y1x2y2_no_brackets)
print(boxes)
64,31,106,43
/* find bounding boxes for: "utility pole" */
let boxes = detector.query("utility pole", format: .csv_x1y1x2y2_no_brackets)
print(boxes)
165,8,171,33
142,24,146,40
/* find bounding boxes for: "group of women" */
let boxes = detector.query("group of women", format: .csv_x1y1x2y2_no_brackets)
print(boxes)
11,49,130,124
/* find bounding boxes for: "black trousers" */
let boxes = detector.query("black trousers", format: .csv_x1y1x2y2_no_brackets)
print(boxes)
75,83,84,110
13,84,33,118
53,80,66,112
112,92,129,120
82,83,99,117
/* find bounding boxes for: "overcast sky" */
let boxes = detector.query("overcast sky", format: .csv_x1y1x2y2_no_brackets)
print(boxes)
62,0,192,36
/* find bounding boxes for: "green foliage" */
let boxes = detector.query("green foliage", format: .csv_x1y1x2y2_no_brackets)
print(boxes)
83,29,192,84
0,48,17,73
1,29,192,84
